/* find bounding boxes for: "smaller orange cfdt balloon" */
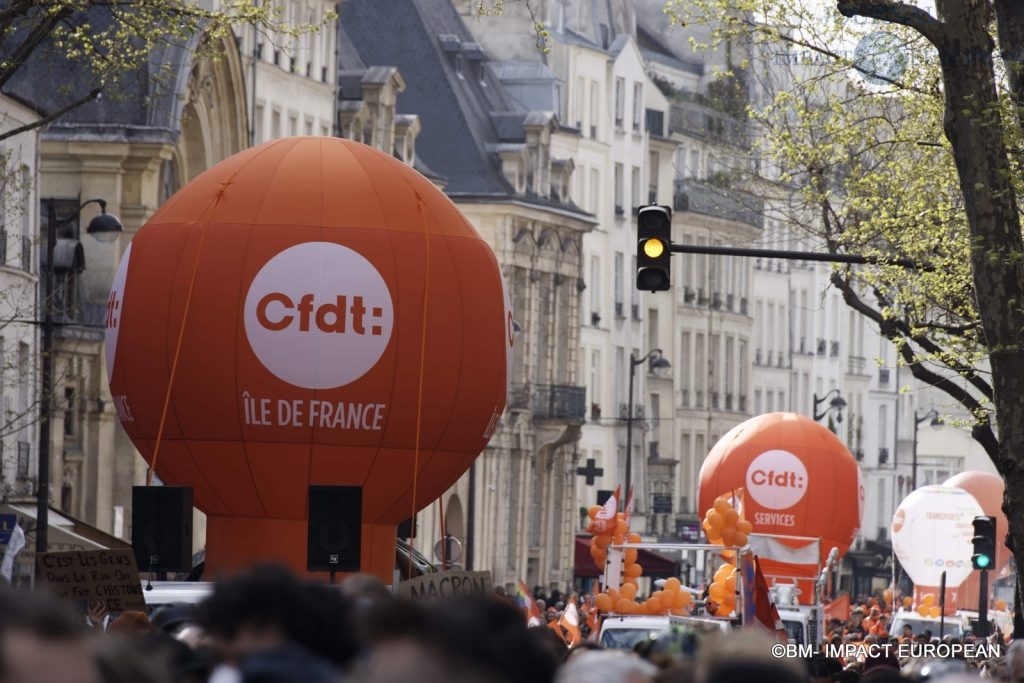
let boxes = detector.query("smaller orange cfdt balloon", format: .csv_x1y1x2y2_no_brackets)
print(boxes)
595,593,613,612
664,577,682,592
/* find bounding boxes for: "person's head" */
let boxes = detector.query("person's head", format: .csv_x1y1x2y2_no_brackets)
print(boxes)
1006,639,1024,682
902,625,913,637
149,603,196,636
106,610,150,636
806,654,842,683
195,564,359,669
0,588,100,683
556,650,658,683
694,632,808,683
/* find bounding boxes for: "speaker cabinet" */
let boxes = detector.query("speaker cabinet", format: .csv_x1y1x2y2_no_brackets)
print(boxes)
132,486,193,573
307,485,362,572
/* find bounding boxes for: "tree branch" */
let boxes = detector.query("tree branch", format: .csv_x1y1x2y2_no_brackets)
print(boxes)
830,270,999,463
836,0,952,49
0,86,103,144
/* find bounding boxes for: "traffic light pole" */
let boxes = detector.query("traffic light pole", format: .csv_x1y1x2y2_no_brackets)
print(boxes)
667,243,931,271
978,569,989,638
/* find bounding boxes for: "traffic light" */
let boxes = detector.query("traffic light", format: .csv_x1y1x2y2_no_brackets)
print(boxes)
636,205,672,292
972,515,996,570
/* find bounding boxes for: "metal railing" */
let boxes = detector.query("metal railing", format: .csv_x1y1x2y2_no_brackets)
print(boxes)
672,179,764,229
533,385,586,422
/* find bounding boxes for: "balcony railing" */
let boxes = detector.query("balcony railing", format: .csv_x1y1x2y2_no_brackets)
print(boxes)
672,179,764,229
533,385,586,422
618,404,645,419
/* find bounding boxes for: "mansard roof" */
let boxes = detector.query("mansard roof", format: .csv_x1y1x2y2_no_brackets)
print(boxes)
338,0,583,213
3,4,197,144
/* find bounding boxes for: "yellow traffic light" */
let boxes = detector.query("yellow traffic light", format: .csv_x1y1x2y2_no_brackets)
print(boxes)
643,238,665,259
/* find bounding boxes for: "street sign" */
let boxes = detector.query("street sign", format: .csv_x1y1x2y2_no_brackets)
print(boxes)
0,515,16,544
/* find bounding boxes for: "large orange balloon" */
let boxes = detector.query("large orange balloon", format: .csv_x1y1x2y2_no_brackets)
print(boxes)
698,413,863,567
944,472,1008,608
105,138,511,580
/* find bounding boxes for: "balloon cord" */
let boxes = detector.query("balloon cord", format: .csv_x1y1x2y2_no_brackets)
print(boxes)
147,195,219,486
439,495,447,570
408,195,431,579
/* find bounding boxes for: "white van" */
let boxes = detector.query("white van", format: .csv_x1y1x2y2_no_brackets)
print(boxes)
141,581,213,610
888,611,967,639
598,614,731,650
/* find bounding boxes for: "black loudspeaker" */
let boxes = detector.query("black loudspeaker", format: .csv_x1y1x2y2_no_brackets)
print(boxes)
131,486,193,573
307,485,362,572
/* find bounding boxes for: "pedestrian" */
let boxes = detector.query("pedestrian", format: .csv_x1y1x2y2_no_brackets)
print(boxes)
0,587,100,683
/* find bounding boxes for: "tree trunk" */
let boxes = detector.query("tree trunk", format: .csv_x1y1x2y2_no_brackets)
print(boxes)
933,0,1024,589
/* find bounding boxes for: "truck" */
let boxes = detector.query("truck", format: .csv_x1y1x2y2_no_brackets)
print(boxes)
599,536,836,647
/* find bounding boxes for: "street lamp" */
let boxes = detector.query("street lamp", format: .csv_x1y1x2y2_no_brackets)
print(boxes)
37,198,123,557
624,349,670,512
812,389,847,425
911,408,943,491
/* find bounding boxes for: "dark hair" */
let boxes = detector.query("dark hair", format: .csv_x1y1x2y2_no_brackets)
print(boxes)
421,596,560,683
194,564,359,667
0,587,89,680
702,660,809,683
805,654,842,679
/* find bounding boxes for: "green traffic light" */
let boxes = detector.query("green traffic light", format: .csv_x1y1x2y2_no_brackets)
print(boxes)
976,555,991,568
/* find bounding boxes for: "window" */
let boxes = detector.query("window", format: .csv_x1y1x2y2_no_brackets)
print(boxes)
590,168,599,213
271,109,282,139
574,76,584,128
648,152,659,203
614,77,625,128
63,387,75,437
589,80,599,138
304,117,314,136
614,252,624,308
288,114,298,137
590,255,600,317
631,167,640,213
455,54,464,78
590,349,601,415
614,164,624,215
632,82,643,131
254,104,265,144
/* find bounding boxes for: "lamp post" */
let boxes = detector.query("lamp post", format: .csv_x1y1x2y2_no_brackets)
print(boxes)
624,349,670,512
911,408,942,491
812,389,847,429
37,198,122,557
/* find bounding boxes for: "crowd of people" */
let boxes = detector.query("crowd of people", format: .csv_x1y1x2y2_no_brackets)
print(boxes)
0,567,1021,683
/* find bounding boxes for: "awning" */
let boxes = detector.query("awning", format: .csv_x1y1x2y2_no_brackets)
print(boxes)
573,535,681,578
3,504,131,552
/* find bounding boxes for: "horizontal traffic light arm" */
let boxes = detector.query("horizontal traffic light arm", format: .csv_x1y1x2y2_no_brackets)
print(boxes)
667,243,932,271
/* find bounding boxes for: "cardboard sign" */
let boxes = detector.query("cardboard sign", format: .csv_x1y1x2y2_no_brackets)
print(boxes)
37,549,146,611
396,570,493,602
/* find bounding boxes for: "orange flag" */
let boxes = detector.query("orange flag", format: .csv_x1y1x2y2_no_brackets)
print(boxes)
752,557,788,643
558,595,582,647
587,486,620,535
825,592,851,622
515,579,543,627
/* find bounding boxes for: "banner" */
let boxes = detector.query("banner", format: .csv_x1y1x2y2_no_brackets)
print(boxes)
36,549,145,611
396,570,492,603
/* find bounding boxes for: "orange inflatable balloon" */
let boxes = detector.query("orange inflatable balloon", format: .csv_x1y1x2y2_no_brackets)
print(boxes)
664,577,682,592
625,563,643,578
616,598,634,614
106,138,511,580
709,583,725,601
588,505,602,520
646,597,664,614
944,472,1008,608
673,590,691,608
698,413,863,569
595,594,613,612
624,548,638,564
620,583,637,600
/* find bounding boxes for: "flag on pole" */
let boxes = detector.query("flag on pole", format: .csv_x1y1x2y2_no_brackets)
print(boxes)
1,522,26,583
515,580,544,627
558,595,582,647
752,556,788,642
587,486,620,535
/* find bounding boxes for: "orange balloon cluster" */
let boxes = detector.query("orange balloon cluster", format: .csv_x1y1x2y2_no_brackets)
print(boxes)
707,562,738,618
593,577,693,616
916,593,941,618
586,507,634,568
702,497,752,547
586,507,694,617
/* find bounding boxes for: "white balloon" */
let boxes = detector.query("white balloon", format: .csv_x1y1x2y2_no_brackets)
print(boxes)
891,485,983,587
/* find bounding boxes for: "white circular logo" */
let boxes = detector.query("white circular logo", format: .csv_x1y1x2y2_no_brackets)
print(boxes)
243,242,394,389
745,449,808,510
